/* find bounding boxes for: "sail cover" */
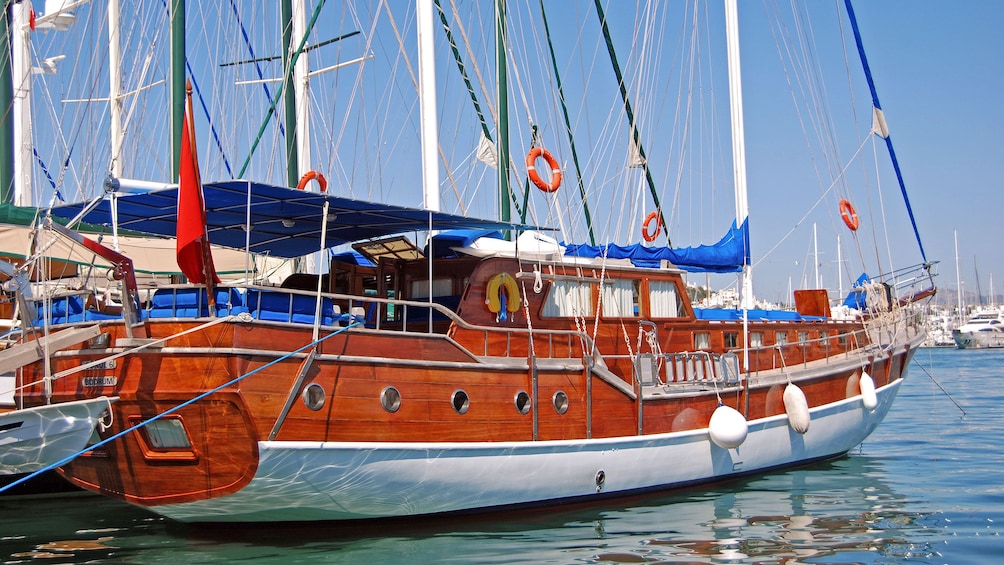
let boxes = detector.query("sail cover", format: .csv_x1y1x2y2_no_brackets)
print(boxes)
563,219,750,273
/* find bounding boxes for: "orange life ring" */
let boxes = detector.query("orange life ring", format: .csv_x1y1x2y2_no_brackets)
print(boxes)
642,211,662,243
839,199,859,231
297,170,328,193
526,147,562,193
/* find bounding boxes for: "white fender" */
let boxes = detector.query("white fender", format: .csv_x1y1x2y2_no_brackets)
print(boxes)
859,371,878,410
783,383,810,434
709,404,748,449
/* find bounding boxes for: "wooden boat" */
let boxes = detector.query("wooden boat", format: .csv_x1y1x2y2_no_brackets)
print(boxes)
9,1,936,522
4,177,932,522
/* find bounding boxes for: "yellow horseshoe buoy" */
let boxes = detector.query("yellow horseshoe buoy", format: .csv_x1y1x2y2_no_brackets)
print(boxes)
486,273,521,315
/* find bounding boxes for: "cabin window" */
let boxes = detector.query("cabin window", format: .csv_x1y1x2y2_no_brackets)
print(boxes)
601,279,640,317
694,332,710,350
542,280,594,317
142,418,191,449
750,332,763,347
129,415,198,463
798,330,810,345
724,332,738,349
649,280,681,318
410,278,452,299
775,331,788,346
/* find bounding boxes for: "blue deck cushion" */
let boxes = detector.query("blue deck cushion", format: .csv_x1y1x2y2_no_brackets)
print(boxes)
148,287,245,318
34,294,87,325
245,289,337,325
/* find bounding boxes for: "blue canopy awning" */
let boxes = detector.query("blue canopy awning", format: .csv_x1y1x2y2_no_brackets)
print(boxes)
564,219,750,273
49,180,529,259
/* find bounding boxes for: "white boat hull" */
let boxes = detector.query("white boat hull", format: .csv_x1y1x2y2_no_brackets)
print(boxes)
0,397,116,476
952,329,1004,349
153,381,900,523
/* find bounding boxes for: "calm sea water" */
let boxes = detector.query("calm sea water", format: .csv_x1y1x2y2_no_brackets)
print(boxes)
1,347,1000,564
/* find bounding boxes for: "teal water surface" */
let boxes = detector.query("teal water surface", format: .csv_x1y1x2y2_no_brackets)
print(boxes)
1,347,999,563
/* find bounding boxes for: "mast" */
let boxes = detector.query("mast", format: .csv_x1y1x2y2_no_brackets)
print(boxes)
292,0,309,180
10,0,31,205
955,230,963,325
281,0,304,188
495,0,510,226
0,1,15,204
724,0,752,310
108,0,123,178
418,0,439,212
171,0,185,181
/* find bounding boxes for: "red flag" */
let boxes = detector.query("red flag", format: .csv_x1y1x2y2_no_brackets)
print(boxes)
176,80,220,285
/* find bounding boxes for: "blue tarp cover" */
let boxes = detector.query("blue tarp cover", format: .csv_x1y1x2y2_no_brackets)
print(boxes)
563,219,749,273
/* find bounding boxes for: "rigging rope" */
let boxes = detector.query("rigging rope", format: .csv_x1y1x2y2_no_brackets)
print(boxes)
593,0,669,246
538,0,596,245
843,0,928,264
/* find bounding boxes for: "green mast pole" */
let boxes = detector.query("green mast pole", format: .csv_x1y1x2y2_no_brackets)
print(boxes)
0,1,13,203
495,0,510,228
281,0,299,187
170,0,185,181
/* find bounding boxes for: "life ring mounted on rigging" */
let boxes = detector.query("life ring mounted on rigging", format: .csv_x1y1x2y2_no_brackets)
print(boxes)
486,272,521,321
526,147,562,193
839,199,859,231
642,211,663,243
297,170,328,193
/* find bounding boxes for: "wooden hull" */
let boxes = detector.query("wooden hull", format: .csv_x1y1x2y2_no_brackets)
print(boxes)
12,255,928,522
130,378,904,523
11,307,921,521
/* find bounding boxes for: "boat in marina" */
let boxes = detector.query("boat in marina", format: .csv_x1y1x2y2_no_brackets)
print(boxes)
6,0,936,521
951,309,1004,349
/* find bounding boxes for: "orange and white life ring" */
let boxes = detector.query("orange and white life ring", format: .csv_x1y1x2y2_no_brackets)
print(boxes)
485,273,521,314
839,199,859,231
297,170,328,193
642,211,662,243
526,147,562,193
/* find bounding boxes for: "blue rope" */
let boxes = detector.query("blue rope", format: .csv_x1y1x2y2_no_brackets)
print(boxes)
843,0,928,263
228,0,285,140
0,320,361,494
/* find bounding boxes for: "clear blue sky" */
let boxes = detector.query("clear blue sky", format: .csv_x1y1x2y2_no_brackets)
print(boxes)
24,1,1004,305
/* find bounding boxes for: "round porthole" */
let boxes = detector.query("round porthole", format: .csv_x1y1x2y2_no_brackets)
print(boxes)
514,391,531,415
553,390,569,414
452,390,470,414
381,386,401,413
302,383,326,411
